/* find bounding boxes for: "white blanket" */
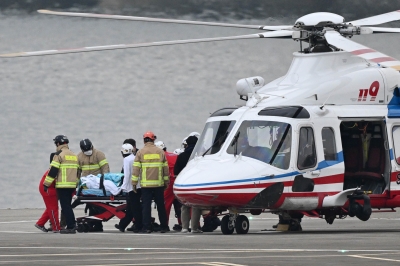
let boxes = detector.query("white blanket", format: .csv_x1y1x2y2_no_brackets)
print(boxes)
80,174,121,195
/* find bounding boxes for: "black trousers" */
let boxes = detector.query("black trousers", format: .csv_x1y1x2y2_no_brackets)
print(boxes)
142,187,168,230
119,189,143,230
173,198,182,221
57,188,76,229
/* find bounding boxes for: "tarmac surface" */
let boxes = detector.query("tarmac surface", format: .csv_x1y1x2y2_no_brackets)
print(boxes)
1,209,400,266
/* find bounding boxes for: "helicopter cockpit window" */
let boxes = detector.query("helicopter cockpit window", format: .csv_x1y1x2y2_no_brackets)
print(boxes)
392,126,400,164
226,120,292,169
190,120,236,159
297,127,317,170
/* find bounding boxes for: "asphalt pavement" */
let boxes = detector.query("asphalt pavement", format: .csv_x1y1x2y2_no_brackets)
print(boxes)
1,208,400,266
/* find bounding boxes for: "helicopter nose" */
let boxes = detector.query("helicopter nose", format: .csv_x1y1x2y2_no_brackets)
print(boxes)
173,157,266,207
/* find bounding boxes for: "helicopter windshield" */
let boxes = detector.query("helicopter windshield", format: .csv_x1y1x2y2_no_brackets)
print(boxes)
227,120,292,169
190,120,236,159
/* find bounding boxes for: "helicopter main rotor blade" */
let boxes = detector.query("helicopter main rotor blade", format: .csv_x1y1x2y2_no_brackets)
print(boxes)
0,30,293,58
349,10,400,26
368,27,400,33
38,10,293,31
325,31,400,71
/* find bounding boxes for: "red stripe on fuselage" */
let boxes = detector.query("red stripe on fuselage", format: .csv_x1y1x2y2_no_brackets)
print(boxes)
174,174,344,192
391,171,400,182
370,57,397,63
351,48,375,55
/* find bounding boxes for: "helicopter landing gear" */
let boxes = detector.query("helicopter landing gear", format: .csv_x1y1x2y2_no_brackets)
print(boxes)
235,215,249,234
221,215,235,235
348,190,372,221
221,214,250,235
76,222,90,233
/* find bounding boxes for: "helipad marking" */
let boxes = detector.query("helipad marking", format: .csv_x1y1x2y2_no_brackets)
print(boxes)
0,220,36,224
1,253,400,265
0,231,192,237
201,263,246,266
0,231,40,234
0,247,398,252
349,254,400,262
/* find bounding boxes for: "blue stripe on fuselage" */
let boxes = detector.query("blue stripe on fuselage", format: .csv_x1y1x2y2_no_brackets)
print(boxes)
175,152,344,188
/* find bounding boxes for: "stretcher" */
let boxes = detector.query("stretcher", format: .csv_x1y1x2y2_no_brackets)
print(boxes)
72,173,127,232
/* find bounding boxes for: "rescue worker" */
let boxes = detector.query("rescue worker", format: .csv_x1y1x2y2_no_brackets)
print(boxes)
132,131,169,233
77,138,110,177
77,138,110,232
35,152,61,233
121,138,137,173
115,142,143,233
174,135,203,233
155,140,182,231
43,135,78,234
174,148,184,155
120,138,143,232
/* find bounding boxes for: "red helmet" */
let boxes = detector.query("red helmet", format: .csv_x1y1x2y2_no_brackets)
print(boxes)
143,131,156,140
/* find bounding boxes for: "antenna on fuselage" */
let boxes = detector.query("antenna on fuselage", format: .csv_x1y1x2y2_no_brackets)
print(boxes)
320,91,334,110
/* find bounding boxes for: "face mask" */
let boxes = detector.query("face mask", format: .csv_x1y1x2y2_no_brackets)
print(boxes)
84,150,93,156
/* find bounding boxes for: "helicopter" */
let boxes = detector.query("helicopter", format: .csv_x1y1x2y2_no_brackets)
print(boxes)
3,9,400,235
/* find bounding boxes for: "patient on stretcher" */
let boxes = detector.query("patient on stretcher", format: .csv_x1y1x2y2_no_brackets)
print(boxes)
79,173,124,196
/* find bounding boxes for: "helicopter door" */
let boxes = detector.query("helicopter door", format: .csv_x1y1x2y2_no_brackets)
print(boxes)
341,120,389,194
292,126,318,193
388,123,400,193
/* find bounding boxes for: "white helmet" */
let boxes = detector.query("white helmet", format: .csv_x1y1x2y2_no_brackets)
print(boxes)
121,143,134,155
155,140,166,150
174,148,184,155
182,131,201,145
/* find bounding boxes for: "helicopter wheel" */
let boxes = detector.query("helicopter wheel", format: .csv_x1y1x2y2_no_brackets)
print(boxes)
83,223,90,233
76,223,84,233
221,215,235,235
235,215,249,234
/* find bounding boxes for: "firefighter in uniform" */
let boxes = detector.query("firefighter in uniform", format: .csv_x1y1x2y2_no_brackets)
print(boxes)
155,140,181,231
43,135,79,234
77,138,110,177
77,138,110,231
132,131,169,233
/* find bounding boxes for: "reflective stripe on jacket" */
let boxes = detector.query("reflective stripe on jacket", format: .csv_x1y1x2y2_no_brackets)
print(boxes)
132,142,169,188
43,144,79,189
77,148,110,177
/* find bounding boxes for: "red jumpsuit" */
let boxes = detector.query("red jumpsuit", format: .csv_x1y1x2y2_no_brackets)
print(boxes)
36,170,60,231
163,151,181,226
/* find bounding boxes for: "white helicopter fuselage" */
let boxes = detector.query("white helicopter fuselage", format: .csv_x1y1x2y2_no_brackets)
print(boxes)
174,51,400,212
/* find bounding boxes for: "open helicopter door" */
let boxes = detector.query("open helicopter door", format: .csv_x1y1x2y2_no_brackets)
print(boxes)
386,117,400,196
340,117,390,195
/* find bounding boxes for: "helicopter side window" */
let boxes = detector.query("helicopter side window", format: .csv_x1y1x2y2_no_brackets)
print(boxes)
392,126,400,164
322,127,337,161
227,120,292,169
297,127,317,170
